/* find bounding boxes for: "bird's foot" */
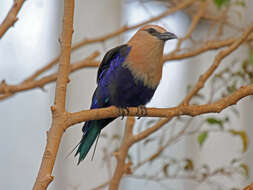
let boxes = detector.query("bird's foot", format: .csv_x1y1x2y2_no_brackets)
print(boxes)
118,107,130,120
137,105,147,119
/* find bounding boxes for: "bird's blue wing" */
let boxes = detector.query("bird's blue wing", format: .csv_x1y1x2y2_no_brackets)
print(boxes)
97,44,131,83
82,45,131,134
90,44,131,110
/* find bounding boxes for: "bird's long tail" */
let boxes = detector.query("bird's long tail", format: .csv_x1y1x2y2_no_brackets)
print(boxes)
75,121,101,164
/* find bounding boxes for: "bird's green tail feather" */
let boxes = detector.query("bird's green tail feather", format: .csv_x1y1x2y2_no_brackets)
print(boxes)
75,121,101,164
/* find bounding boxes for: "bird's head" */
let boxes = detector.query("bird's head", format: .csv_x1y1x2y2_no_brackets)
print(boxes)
138,25,177,42
128,24,177,55
126,25,177,88
128,24,177,54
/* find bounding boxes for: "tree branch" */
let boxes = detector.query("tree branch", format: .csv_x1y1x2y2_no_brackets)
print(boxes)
67,84,253,127
109,117,135,190
244,183,253,190
32,0,75,189
0,52,99,100
0,0,25,39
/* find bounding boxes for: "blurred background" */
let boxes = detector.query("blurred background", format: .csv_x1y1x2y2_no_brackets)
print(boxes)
0,0,253,190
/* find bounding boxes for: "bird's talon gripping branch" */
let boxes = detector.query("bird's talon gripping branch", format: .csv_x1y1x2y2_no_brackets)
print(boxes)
118,107,130,120
137,105,147,119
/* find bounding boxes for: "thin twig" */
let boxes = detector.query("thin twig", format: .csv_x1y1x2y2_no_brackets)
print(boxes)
0,0,25,39
0,52,99,100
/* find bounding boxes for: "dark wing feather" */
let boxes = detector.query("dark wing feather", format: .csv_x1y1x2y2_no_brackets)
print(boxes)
97,44,131,83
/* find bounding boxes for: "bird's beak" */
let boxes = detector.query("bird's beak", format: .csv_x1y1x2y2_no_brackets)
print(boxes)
158,32,177,41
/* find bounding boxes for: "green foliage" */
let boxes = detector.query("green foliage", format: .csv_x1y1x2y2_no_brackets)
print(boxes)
198,131,208,146
250,49,253,66
206,117,223,128
213,0,230,8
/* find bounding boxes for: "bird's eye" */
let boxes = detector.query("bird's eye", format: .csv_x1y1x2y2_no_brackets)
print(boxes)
145,28,157,34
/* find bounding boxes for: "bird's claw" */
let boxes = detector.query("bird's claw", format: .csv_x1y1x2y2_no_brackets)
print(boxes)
137,105,147,119
118,107,130,120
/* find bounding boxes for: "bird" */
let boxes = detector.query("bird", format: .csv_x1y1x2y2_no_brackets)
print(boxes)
75,25,177,164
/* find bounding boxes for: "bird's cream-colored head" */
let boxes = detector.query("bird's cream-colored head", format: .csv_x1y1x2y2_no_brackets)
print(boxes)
126,25,177,88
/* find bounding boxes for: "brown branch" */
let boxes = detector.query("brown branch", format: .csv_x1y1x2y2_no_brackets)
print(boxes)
0,52,99,100
244,183,253,190
109,117,135,190
67,84,253,127
0,0,25,39
32,0,75,189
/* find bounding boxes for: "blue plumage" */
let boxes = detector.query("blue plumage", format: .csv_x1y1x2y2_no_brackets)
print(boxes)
75,24,177,164
75,44,157,163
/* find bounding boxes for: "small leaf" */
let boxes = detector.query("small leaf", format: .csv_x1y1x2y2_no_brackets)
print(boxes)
250,49,253,66
213,0,230,8
198,131,208,146
206,117,223,128
240,163,249,178
229,130,248,152
184,159,194,171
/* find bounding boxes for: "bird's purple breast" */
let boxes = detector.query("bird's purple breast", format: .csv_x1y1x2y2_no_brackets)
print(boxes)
106,63,156,107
